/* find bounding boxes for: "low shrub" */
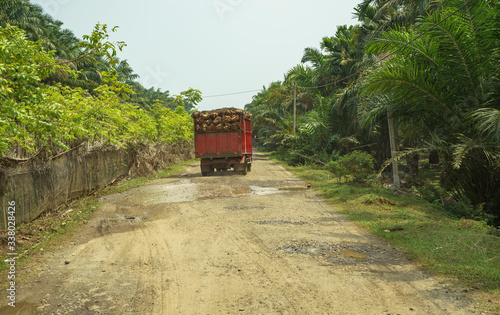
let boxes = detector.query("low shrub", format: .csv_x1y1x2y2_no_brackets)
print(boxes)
418,183,445,203
443,198,497,225
324,150,375,182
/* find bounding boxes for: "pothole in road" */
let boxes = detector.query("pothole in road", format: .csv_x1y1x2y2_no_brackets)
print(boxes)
277,186,311,191
249,185,310,196
249,186,284,196
280,242,371,263
94,215,145,236
339,249,370,262
100,179,197,205
198,186,250,200
253,220,307,225
224,206,267,211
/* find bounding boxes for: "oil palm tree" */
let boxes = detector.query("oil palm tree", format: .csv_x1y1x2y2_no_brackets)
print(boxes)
244,82,295,149
356,0,437,35
113,59,140,83
0,0,45,40
362,0,499,220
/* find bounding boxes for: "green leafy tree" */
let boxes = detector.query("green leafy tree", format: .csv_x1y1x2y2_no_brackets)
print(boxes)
172,88,203,112
0,25,56,154
0,24,184,157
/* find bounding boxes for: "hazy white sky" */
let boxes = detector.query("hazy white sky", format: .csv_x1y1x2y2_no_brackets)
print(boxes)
31,0,361,110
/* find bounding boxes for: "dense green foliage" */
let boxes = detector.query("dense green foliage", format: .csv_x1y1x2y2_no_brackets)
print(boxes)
0,1,202,159
0,25,195,158
246,0,500,224
324,150,375,182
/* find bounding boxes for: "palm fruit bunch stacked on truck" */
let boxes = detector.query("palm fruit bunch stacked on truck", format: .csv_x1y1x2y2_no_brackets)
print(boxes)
192,107,252,133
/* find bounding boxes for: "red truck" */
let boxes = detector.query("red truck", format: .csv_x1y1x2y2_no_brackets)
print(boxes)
192,108,252,176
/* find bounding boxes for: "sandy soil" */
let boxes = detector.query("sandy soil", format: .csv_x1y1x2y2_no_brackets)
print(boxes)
5,153,473,314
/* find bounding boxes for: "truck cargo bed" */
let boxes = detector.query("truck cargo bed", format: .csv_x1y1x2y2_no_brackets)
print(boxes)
192,108,252,176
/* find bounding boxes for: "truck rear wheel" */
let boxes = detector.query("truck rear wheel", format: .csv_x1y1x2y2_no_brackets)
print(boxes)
201,163,214,176
241,160,248,175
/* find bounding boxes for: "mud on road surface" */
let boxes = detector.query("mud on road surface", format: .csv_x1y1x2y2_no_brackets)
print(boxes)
8,154,472,314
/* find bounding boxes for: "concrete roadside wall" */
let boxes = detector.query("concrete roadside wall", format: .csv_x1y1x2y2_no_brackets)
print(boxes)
0,143,193,230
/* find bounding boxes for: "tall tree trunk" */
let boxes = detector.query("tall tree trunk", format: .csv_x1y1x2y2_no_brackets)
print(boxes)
376,113,392,172
407,152,419,176
388,110,400,190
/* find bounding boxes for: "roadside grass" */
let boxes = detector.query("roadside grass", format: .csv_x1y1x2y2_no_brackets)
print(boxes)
267,154,500,311
0,159,196,278
0,197,100,275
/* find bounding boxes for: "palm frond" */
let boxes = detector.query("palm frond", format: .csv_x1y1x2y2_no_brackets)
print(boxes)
472,108,500,142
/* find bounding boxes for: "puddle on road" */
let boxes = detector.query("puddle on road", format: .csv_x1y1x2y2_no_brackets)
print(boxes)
281,242,371,263
249,185,309,196
104,178,309,205
198,185,250,200
249,186,283,196
339,249,370,262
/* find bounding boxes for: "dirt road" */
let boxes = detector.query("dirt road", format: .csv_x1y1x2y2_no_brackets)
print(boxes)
8,154,471,314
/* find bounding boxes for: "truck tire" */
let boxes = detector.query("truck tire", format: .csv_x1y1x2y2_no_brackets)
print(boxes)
201,163,214,176
241,160,248,175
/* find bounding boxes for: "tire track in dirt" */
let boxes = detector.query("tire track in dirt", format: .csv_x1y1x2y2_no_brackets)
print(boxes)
141,221,181,314
7,154,473,314
195,205,302,313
